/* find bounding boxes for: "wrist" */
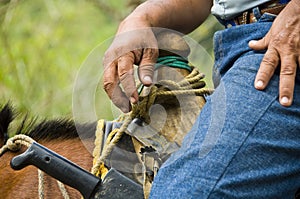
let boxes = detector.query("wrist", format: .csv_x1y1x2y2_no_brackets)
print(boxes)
118,4,154,33
118,15,152,34
120,1,171,30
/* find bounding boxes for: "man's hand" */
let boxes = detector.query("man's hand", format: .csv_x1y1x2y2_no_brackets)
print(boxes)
103,19,159,113
249,0,300,107
103,0,212,112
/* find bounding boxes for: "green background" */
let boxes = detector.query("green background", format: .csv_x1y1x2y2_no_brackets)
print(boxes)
0,0,222,128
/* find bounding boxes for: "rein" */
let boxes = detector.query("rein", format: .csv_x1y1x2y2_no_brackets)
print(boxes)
0,135,70,199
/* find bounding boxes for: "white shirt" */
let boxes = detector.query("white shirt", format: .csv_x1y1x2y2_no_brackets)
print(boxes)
211,0,272,20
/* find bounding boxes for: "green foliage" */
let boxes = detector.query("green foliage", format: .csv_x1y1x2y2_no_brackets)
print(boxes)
0,0,222,125
0,0,124,119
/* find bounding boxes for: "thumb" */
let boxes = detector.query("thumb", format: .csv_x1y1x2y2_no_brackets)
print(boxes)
138,48,159,86
248,34,270,51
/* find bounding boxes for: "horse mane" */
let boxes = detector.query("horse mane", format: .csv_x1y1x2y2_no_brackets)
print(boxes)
0,103,96,142
0,103,15,145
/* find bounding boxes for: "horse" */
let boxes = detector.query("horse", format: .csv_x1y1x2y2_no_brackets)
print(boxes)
0,103,97,198
0,31,209,198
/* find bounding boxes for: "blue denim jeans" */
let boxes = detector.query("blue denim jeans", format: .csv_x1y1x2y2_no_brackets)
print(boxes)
150,14,300,199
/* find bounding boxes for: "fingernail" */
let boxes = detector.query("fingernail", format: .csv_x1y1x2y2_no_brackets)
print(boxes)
249,40,257,45
281,96,289,105
143,76,152,84
256,80,264,88
130,97,137,104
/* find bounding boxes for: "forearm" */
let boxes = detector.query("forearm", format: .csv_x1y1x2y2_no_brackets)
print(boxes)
121,0,213,34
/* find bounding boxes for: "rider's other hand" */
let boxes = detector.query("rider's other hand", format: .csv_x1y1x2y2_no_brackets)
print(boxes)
249,0,300,107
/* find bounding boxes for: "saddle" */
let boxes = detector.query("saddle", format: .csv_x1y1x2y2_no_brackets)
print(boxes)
8,31,211,199
93,31,210,198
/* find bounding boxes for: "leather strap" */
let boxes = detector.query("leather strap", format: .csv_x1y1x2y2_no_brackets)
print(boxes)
233,2,287,25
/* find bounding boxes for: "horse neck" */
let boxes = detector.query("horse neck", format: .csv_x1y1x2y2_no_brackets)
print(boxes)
148,66,206,145
0,137,94,198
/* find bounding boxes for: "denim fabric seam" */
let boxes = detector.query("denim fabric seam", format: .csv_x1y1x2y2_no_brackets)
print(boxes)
207,96,278,198
212,31,224,87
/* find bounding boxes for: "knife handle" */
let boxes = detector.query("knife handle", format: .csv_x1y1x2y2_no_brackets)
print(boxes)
11,142,101,199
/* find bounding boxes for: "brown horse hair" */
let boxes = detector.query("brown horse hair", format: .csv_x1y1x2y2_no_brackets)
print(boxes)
0,103,96,198
0,103,96,145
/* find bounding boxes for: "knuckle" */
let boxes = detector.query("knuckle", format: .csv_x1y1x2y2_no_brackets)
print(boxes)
103,48,118,66
103,52,111,66
271,36,281,46
272,33,298,52
144,48,158,60
256,70,271,81
287,39,296,49
132,50,142,63
119,70,133,82
257,70,269,77
139,64,154,75
118,68,134,81
286,33,299,48
145,48,159,57
261,56,278,69
281,65,296,76
139,48,158,66
281,87,293,94
103,81,115,95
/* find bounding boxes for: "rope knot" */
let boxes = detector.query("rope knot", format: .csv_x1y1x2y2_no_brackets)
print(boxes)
0,134,35,157
132,86,158,124
6,137,22,151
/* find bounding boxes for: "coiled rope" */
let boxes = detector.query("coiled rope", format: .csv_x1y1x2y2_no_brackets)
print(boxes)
91,63,214,179
0,134,70,199
155,56,192,72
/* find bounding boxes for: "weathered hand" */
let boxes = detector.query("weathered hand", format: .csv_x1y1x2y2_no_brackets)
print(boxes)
103,19,158,112
102,0,212,112
249,0,300,106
